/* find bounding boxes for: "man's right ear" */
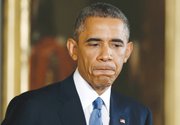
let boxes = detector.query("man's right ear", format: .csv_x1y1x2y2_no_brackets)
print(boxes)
66,38,78,61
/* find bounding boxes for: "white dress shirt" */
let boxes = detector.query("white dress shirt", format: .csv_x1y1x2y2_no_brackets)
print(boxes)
73,69,111,125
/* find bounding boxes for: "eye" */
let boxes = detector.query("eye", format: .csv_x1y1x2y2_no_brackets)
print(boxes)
111,42,124,48
87,41,100,47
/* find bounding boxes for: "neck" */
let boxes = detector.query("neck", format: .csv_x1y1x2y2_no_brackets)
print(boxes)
93,86,110,95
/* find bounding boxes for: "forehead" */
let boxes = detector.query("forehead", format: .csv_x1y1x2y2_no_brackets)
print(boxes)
79,17,128,42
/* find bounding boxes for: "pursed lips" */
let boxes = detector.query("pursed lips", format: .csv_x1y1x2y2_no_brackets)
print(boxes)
92,65,116,75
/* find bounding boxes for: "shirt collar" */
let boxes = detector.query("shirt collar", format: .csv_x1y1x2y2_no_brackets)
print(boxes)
73,68,111,112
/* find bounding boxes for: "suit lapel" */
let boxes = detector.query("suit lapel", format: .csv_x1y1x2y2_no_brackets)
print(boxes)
56,75,86,125
110,91,129,125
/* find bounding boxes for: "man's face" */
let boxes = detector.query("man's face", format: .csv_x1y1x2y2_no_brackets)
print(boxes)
67,17,133,94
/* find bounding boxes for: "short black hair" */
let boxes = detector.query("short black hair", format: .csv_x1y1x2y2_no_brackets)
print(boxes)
73,2,130,41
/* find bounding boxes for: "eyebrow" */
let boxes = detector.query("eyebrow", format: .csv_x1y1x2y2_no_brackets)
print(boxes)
86,38,101,42
85,38,125,44
111,39,124,44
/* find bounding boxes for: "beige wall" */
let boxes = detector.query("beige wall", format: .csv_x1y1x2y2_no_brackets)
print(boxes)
2,0,30,116
165,0,180,125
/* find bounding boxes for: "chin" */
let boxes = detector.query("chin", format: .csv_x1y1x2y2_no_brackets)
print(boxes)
98,76,114,83
97,80,113,87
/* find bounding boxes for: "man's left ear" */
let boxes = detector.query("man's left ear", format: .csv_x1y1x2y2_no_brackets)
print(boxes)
124,42,133,63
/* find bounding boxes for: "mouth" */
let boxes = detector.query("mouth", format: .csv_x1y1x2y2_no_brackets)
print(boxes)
92,66,116,76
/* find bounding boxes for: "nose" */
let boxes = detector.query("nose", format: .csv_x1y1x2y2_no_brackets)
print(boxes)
97,44,113,62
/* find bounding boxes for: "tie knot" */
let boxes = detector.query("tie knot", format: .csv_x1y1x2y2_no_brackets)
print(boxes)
93,97,103,110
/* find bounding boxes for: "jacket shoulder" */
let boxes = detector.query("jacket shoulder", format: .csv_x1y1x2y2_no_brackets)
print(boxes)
2,76,74,125
111,91,153,125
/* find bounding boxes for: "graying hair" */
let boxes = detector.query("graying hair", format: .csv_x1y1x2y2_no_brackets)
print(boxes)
73,2,130,41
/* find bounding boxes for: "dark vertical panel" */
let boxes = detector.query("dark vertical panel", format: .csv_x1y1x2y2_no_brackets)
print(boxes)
31,0,56,45
139,0,165,124
53,0,88,38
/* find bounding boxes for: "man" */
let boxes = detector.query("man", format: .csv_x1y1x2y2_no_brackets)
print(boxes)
2,2,153,125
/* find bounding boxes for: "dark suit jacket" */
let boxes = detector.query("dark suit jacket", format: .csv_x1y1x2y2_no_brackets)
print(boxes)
1,75,152,125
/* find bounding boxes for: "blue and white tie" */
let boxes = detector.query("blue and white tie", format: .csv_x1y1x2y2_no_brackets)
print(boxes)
89,97,103,125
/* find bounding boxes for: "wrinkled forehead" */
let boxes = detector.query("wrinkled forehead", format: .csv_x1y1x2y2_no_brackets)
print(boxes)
80,17,129,41
77,17,129,43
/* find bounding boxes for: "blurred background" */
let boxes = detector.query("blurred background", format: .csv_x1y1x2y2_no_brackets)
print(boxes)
0,0,180,125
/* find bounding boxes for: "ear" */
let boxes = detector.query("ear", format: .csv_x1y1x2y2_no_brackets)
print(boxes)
124,42,133,63
66,38,78,61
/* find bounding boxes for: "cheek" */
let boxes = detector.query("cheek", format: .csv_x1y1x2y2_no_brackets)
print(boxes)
78,51,95,72
114,49,126,61
115,59,123,70
113,51,126,72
